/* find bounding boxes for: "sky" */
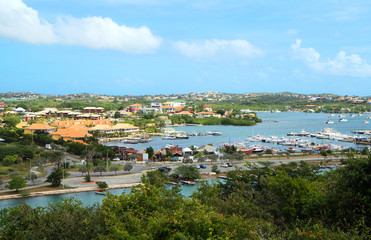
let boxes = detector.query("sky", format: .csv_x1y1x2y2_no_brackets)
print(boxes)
0,0,371,96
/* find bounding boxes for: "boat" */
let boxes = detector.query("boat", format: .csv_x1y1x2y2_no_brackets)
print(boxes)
287,132,297,136
207,131,222,136
325,120,334,124
95,190,106,195
363,120,369,124
181,180,196,185
120,138,141,144
175,134,189,139
338,118,348,122
162,135,177,140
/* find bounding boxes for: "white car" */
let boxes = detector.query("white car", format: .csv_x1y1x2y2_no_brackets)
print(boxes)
113,157,120,161
221,163,228,168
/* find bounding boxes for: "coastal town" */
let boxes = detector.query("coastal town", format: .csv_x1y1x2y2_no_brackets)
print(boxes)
1,91,370,197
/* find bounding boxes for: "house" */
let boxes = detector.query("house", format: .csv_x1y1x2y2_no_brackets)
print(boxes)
160,105,175,114
196,112,221,118
195,144,218,154
150,101,162,108
175,111,193,116
24,123,57,134
129,104,143,113
170,100,186,107
174,105,186,113
204,105,213,112
0,102,5,110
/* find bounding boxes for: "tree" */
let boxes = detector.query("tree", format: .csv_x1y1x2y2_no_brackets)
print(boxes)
47,168,69,186
25,172,38,184
123,163,133,173
93,166,106,176
183,157,193,164
48,150,64,168
110,165,119,175
78,166,87,176
114,111,121,118
8,175,27,192
146,147,154,160
3,116,20,128
96,181,108,189
211,165,220,174
174,166,200,180
2,154,18,166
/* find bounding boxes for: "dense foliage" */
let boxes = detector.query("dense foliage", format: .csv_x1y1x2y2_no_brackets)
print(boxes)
1,155,371,239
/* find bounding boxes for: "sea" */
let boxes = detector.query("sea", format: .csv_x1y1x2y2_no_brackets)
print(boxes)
104,112,371,151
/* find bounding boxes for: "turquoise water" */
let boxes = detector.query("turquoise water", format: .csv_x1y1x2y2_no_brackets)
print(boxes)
1,112,369,210
0,179,222,210
104,112,370,150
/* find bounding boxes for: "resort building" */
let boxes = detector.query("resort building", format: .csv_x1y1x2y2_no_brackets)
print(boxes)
83,107,104,113
24,123,57,134
88,123,140,134
50,128,92,141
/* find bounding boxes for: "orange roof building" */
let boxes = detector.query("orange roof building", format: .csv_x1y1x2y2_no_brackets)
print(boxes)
24,123,57,134
50,128,92,141
52,119,113,128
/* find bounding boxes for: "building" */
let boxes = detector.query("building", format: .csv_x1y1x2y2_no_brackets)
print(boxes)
24,123,57,134
88,123,140,134
196,112,221,118
150,101,162,108
204,105,213,112
160,105,175,114
170,100,186,108
50,128,92,141
83,107,104,113
129,104,143,113
0,102,5,110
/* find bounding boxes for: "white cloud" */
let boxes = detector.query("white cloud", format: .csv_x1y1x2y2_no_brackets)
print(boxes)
0,0,56,44
174,39,263,58
0,0,161,53
291,39,371,77
55,17,161,53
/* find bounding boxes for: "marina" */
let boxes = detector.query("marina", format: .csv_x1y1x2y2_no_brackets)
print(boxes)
104,112,371,151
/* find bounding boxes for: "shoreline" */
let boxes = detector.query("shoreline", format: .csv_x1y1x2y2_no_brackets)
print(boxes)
0,182,142,201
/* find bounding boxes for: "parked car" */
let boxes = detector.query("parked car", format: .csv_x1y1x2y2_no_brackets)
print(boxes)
193,164,200,169
221,163,228,168
158,167,172,172
45,144,52,150
200,164,207,169
226,162,233,167
112,157,121,161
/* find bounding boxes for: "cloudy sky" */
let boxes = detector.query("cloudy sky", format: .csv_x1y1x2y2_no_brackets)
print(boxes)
1,0,371,95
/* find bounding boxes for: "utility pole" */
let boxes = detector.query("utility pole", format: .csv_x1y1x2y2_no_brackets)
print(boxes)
106,150,109,170
29,158,31,182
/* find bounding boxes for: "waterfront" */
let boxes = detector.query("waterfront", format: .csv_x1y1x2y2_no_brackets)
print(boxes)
104,112,370,150
0,179,221,210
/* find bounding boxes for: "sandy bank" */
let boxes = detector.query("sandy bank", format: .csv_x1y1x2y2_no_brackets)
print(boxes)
0,182,142,201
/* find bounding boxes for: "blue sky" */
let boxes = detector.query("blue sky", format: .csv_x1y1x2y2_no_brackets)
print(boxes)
1,0,371,96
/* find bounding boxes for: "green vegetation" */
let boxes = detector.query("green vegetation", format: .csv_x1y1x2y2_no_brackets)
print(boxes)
169,115,260,126
8,175,27,192
46,168,69,186
1,155,371,239
174,165,200,180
